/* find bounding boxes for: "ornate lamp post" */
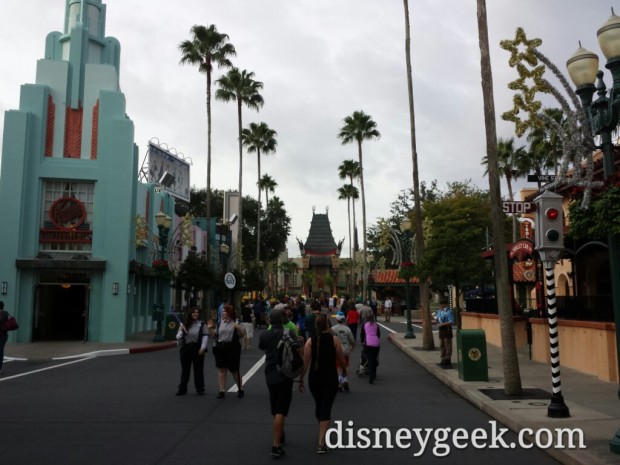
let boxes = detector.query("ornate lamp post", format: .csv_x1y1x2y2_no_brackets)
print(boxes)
399,218,416,339
566,10,620,453
152,211,172,342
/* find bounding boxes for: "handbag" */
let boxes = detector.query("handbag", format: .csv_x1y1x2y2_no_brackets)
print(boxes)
2,316,19,331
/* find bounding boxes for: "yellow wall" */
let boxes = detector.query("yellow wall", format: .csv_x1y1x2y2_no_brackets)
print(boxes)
530,318,618,382
461,313,529,350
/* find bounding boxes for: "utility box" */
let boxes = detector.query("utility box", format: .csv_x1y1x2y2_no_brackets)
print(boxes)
165,313,182,340
457,329,489,381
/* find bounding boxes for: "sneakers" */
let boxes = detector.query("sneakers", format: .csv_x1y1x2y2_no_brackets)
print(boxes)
237,389,245,399
271,446,285,458
216,391,225,399
317,444,328,454
175,390,187,396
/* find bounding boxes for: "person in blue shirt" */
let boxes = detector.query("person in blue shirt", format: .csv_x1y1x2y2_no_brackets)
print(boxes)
436,300,455,367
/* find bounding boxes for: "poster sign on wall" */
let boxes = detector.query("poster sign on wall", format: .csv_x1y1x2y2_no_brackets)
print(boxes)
147,141,191,202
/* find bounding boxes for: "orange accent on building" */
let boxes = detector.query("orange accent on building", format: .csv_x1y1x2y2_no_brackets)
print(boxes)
45,95,55,157
91,100,99,159
372,269,420,285
64,106,83,158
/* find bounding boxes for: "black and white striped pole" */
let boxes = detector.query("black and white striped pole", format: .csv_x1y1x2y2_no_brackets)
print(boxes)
534,191,570,418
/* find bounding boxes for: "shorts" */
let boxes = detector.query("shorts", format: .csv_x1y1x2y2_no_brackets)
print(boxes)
242,322,254,339
268,379,294,416
337,355,350,369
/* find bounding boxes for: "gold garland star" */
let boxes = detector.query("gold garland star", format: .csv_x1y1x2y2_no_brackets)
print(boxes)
499,27,542,68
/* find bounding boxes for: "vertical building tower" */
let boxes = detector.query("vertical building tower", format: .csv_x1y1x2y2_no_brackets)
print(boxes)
0,1,143,342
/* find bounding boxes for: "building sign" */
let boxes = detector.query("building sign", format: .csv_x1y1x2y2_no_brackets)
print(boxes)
49,197,87,230
147,141,191,202
509,239,534,260
520,220,533,239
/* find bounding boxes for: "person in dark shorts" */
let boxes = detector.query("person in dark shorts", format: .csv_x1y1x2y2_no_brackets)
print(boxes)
259,309,304,458
213,305,244,399
302,314,348,454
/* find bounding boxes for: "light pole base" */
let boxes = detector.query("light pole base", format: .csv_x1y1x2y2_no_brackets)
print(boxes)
547,394,570,418
152,334,166,342
404,329,416,339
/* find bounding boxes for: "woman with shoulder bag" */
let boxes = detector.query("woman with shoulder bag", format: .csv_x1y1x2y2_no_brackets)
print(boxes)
175,307,208,396
360,313,381,384
213,304,245,399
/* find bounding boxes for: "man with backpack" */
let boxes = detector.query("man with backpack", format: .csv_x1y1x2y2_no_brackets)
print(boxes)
259,308,304,459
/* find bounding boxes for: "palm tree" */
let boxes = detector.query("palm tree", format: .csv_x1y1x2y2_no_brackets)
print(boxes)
525,108,565,188
241,122,278,265
402,0,433,348
279,260,298,294
337,160,361,252
477,0,522,395
179,24,235,263
481,137,526,241
338,183,359,296
338,111,380,300
258,174,277,209
215,68,264,265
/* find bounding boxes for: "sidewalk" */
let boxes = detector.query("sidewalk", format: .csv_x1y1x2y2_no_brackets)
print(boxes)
388,317,620,465
3,330,176,361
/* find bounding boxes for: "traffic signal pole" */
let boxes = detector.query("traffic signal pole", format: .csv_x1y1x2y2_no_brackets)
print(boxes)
534,191,570,418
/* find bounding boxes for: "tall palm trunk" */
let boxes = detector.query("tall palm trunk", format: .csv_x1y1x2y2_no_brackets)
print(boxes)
205,71,212,265
256,148,262,265
349,174,358,293
357,140,368,300
236,98,244,266
346,196,353,296
403,0,433,349
506,175,518,243
477,0,522,395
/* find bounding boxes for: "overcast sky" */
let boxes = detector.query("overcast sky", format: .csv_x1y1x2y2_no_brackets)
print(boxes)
0,1,612,258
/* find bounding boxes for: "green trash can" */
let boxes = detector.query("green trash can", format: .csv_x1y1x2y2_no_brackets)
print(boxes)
165,313,182,340
457,329,489,381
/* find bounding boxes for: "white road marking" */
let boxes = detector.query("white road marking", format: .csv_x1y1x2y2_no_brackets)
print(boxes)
0,356,93,382
227,354,266,393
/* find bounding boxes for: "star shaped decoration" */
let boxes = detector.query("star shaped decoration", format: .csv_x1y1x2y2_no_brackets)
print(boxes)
500,27,543,68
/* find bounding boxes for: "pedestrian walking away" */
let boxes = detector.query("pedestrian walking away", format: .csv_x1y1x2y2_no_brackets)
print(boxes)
241,302,254,349
345,301,359,342
331,312,355,391
175,307,209,396
213,304,245,398
259,309,305,459
437,299,455,367
302,314,348,454
360,313,380,384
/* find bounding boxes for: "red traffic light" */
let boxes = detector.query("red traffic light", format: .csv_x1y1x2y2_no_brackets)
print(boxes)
545,208,559,221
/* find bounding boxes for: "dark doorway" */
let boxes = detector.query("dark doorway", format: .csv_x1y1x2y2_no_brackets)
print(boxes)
33,284,89,341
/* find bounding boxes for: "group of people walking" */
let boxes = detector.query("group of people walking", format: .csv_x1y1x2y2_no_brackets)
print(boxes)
173,299,383,457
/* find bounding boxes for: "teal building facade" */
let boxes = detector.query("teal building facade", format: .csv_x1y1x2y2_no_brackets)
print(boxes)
0,0,173,343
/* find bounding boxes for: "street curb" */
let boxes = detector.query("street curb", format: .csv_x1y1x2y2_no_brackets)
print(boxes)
388,333,607,465
129,342,177,354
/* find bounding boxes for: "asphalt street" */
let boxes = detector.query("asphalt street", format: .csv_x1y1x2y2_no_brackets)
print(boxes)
0,322,561,465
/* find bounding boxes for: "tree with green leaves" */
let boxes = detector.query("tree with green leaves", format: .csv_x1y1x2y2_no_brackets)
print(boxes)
215,68,264,267
258,174,277,210
242,122,278,266
481,137,526,241
338,112,380,300
417,182,495,311
179,24,235,263
524,107,565,187
175,253,218,309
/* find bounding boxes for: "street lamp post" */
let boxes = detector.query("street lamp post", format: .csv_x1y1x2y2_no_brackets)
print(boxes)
566,10,620,453
400,218,416,339
153,211,172,342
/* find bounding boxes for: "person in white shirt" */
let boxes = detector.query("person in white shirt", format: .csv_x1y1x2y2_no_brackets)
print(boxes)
175,307,209,396
384,297,393,322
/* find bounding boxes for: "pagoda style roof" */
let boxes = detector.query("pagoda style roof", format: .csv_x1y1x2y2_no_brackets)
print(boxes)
300,211,339,256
